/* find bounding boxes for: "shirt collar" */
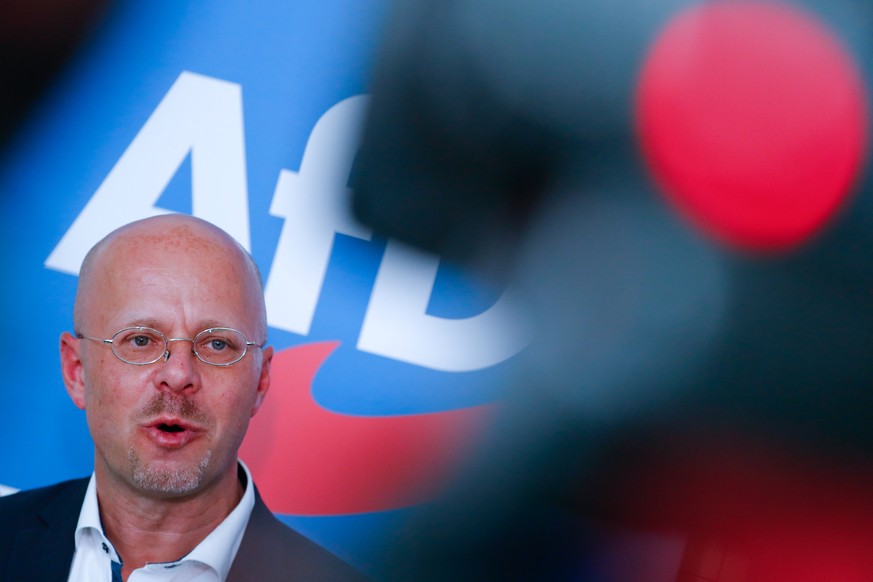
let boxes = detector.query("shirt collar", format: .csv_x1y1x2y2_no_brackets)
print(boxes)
184,461,255,580
74,473,120,562
73,460,256,580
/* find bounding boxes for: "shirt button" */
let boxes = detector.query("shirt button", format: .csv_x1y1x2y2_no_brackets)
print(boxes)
102,542,109,554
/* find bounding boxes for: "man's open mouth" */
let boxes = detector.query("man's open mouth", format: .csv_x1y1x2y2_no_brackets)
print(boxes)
158,423,185,433
145,418,201,448
147,417,200,434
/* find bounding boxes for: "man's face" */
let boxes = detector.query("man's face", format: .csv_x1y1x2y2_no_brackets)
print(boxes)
61,222,272,499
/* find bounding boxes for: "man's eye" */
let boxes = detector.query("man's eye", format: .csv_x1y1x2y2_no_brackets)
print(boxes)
132,335,151,347
210,339,227,351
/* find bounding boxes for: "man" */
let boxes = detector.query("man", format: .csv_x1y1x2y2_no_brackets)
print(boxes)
0,215,364,581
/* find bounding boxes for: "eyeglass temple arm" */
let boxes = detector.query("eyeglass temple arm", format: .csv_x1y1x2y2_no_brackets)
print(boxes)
75,333,113,345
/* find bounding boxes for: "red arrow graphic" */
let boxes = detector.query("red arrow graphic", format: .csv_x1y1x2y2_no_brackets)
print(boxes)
240,341,495,515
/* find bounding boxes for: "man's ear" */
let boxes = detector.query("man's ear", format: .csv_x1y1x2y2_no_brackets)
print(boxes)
60,332,86,410
250,346,273,418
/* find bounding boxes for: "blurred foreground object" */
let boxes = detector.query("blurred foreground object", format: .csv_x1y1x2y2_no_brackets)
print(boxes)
0,0,110,146
354,0,873,579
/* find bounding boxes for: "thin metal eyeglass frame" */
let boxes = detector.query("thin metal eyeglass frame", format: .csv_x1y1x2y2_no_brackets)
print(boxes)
75,326,264,367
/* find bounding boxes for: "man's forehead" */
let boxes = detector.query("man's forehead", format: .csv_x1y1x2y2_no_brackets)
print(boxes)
91,238,253,292
87,217,252,278
74,216,265,331
79,217,227,274
108,220,236,254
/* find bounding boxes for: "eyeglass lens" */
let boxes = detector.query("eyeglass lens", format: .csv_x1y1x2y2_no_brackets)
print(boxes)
112,327,249,365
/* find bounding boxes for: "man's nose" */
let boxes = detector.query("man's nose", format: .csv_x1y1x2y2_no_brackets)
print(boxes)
163,338,197,362
156,338,201,392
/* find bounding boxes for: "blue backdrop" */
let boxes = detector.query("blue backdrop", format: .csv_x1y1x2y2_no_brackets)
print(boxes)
0,0,527,572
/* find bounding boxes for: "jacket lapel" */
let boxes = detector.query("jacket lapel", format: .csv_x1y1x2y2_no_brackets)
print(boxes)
227,487,367,582
226,489,284,582
8,479,86,581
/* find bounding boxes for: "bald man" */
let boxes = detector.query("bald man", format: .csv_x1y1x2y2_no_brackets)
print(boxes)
0,215,364,581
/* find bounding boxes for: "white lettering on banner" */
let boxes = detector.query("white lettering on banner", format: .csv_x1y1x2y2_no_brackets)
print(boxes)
359,241,530,372
0,484,19,497
46,71,530,371
264,96,373,335
45,71,250,274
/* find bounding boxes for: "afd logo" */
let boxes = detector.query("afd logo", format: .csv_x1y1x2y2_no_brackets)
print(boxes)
44,70,528,373
43,71,527,514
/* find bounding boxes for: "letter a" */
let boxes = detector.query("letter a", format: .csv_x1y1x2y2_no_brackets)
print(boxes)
45,71,250,274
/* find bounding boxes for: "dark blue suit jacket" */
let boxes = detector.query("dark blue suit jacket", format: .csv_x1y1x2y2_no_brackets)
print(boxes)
0,477,365,581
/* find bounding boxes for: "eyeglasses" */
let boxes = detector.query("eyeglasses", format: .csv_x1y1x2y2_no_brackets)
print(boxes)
76,326,264,367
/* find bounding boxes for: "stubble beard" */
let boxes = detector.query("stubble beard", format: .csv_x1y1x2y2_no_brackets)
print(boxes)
128,392,215,495
128,446,213,495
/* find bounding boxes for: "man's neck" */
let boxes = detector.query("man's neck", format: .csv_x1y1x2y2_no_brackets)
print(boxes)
94,465,244,581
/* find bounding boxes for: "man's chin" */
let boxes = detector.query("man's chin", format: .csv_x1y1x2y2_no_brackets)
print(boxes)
128,447,213,497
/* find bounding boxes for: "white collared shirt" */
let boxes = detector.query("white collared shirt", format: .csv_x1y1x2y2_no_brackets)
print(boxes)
67,461,256,582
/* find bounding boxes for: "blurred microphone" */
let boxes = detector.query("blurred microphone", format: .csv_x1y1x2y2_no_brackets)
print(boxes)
353,0,873,580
